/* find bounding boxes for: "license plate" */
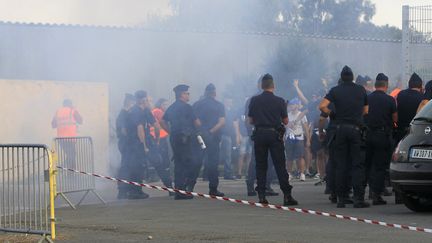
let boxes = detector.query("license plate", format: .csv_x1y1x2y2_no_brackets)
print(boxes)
410,148,432,160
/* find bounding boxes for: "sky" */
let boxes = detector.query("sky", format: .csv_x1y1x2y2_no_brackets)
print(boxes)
0,0,431,28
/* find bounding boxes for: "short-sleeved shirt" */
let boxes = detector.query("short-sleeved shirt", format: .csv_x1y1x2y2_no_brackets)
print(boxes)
193,97,225,136
248,91,288,128
367,90,397,129
396,89,424,129
163,100,197,136
126,105,156,145
325,82,368,125
287,110,308,140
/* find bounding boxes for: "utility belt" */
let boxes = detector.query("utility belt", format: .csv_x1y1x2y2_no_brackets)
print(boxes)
255,126,277,132
253,125,285,141
368,126,392,133
335,123,360,130
336,123,367,141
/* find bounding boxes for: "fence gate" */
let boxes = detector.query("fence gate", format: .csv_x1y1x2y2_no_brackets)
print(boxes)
0,144,56,242
402,5,432,82
53,137,105,209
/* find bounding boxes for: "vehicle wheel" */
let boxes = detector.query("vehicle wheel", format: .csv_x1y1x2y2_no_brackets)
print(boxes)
402,194,432,212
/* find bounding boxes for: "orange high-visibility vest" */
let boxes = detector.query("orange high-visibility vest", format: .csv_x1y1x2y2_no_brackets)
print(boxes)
55,107,78,137
150,108,168,139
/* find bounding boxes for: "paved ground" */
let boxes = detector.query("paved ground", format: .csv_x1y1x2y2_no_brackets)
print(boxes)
2,178,432,242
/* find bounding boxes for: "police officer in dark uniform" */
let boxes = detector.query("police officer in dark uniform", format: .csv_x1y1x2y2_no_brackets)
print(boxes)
193,83,226,197
319,66,370,208
115,93,135,199
365,73,397,205
395,73,424,144
161,85,201,200
248,74,298,206
125,90,155,199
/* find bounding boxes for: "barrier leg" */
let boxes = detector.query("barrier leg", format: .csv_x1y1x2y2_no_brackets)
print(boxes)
38,234,54,243
91,189,106,205
76,190,90,207
57,193,76,210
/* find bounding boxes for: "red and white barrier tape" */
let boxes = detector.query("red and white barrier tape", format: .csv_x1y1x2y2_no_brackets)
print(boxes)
56,166,432,234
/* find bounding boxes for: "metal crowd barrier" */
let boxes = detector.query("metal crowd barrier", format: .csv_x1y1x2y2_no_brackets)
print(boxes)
0,144,56,242
53,137,105,209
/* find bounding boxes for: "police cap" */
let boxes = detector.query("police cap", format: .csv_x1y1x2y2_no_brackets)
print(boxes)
173,84,189,94
376,73,389,82
409,72,423,89
340,65,354,82
135,90,147,100
205,83,216,92
356,75,366,86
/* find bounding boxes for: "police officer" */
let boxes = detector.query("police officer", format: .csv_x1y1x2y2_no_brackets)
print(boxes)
161,85,201,200
319,66,369,208
193,84,226,196
248,74,298,206
115,93,135,199
125,90,155,199
395,73,424,144
365,73,397,205
245,80,279,197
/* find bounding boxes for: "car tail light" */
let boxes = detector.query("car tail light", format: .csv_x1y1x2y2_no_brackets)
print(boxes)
392,142,408,162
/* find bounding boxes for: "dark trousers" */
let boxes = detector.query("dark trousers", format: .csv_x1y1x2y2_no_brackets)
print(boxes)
148,138,173,188
117,138,129,193
366,131,392,194
325,129,336,194
334,125,366,200
125,143,147,195
254,129,292,195
247,145,277,191
170,134,195,191
199,134,221,191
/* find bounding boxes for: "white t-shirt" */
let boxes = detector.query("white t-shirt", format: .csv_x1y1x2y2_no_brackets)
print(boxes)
286,110,308,140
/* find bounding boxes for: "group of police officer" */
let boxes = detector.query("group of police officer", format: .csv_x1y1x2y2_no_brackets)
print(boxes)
318,66,425,208
116,65,426,207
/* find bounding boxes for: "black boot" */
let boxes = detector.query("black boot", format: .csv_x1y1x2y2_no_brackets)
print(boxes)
329,193,337,204
353,194,370,208
128,191,149,200
337,196,346,208
283,194,298,206
209,189,225,197
258,193,269,205
372,194,387,205
174,192,193,200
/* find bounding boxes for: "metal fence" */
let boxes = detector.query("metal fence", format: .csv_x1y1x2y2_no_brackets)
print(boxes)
53,137,104,209
0,144,56,242
403,5,432,82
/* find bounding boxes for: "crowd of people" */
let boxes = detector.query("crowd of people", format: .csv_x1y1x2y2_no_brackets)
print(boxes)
114,67,432,208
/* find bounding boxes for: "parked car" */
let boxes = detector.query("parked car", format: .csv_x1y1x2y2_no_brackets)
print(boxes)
390,101,432,212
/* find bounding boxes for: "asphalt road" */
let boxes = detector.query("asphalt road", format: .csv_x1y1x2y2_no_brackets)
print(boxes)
45,178,432,243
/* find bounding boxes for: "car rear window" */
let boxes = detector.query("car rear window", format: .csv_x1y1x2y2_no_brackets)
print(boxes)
416,100,432,119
